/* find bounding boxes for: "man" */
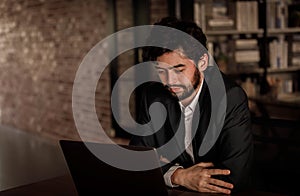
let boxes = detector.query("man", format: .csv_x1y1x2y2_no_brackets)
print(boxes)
130,17,253,194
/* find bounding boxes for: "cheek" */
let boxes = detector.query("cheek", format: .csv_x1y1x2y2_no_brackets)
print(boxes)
179,77,192,87
179,71,195,85
158,74,167,84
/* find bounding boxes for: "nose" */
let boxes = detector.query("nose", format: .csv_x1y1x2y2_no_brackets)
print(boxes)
167,71,178,85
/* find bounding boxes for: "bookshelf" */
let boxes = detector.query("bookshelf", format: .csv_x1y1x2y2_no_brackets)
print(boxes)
176,0,300,119
170,2,300,193
263,0,300,110
173,2,300,194
170,0,300,119
193,0,264,80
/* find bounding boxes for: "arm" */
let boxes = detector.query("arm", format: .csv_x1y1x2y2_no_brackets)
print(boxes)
171,162,233,194
214,86,253,192
129,82,184,181
169,86,252,194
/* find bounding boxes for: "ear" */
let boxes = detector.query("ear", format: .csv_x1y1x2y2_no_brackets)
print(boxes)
197,53,209,72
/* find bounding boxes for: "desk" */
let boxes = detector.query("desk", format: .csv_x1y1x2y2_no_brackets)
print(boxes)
0,174,287,196
249,95,300,121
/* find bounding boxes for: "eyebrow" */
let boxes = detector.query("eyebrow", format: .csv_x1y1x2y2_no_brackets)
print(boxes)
155,64,185,70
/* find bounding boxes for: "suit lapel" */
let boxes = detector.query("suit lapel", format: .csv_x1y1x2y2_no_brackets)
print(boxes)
192,81,211,162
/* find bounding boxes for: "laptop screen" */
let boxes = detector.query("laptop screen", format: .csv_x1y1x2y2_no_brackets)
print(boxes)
59,140,168,195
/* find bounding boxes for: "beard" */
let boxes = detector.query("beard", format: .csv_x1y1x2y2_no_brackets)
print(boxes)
165,70,201,101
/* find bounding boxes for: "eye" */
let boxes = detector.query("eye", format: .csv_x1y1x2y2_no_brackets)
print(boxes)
157,69,165,74
174,69,184,73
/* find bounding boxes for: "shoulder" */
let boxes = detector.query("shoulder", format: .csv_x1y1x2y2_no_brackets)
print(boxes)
204,67,247,101
221,72,248,102
203,70,248,104
218,73,250,120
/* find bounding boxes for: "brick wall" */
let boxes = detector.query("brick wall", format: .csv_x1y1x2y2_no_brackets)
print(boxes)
0,0,169,142
114,0,136,134
0,0,110,141
111,0,169,137
150,0,169,24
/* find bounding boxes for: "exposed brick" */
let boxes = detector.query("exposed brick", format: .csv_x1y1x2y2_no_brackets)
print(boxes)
0,0,169,141
0,0,111,141
150,0,169,24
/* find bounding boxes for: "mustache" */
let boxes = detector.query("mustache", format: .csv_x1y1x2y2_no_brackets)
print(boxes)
164,84,186,89
164,84,187,93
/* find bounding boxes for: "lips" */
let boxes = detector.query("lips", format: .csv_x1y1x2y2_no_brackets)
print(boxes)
169,87,182,93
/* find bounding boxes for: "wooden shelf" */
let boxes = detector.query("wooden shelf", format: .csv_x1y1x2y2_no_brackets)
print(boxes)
267,66,300,73
226,68,263,76
249,93,300,121
205,27,300,35
268,27,300,35
226,66,300,75
205,29,264,36
249,93,300,108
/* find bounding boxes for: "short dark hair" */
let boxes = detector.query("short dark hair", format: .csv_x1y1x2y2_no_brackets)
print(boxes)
142,17,207,63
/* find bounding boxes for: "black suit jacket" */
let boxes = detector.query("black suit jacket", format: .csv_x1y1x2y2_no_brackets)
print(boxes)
130,73,253,192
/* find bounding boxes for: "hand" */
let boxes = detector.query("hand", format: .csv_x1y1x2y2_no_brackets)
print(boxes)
171,162,233,194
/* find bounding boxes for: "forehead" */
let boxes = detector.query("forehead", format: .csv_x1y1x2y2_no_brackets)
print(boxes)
156,51,194,68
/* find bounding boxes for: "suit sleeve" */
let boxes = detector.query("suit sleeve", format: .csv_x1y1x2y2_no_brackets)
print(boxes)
129,83,155,147
214,86,254,192
129,83,182,175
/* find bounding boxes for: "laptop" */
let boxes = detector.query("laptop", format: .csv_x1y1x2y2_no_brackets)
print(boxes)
59,140,169,195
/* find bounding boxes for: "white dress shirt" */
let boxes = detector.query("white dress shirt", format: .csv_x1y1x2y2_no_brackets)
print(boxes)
164,80,203,187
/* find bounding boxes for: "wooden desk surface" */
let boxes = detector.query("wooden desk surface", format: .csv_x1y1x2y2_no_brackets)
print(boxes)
0,174,288,196
0,175,77,196
249,96,300,121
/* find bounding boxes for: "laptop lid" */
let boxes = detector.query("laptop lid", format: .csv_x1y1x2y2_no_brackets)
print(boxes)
59,140,168,195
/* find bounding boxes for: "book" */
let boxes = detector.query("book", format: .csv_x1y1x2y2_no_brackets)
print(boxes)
235,39,258,50
235,50,260,63
236,1,258,30
269,37,288,68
